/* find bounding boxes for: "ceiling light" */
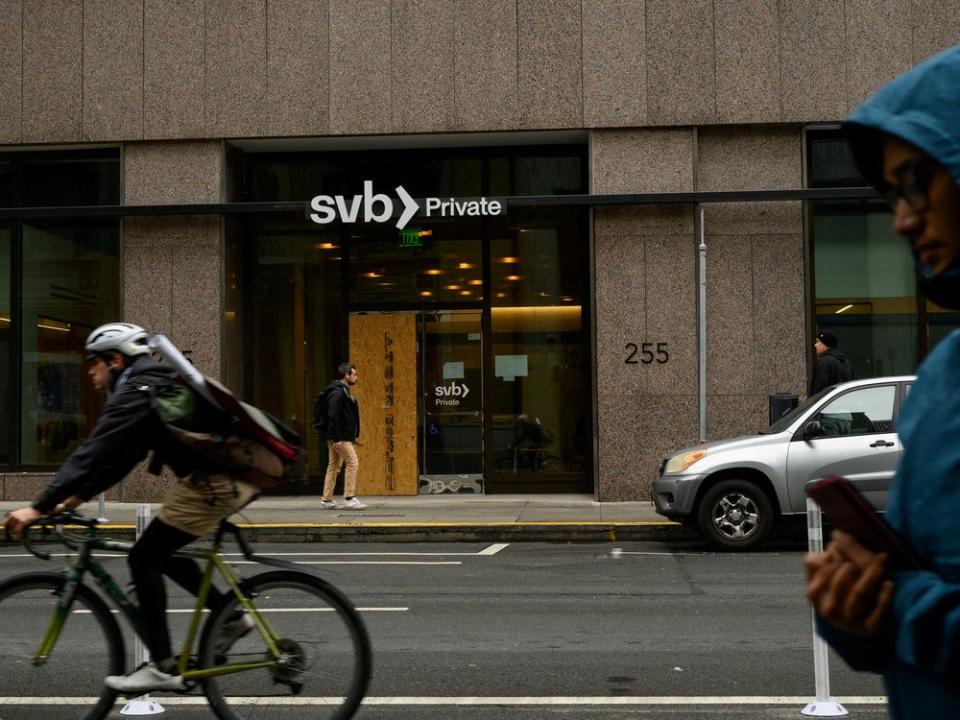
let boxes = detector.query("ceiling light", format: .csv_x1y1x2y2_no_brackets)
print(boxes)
419,290,433,297
506,275,521,281
459,290,471,296
425,269,442,276
469,279,482,286
315,242,338,250
364,272,381,278
458,262,473,269
499,257,520,264
445,285,461,291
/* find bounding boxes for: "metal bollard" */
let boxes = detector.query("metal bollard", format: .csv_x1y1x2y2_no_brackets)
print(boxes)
801,498,847,717
96,492,109,523
120,504,165,716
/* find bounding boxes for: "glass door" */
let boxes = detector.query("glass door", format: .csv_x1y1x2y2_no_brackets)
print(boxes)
417,310,483,493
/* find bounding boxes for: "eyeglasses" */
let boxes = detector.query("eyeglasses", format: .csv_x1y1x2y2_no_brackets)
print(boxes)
880,158,937,212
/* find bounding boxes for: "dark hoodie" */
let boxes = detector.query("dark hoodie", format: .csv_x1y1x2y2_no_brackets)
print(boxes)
809,347,854,395
814,45,960,718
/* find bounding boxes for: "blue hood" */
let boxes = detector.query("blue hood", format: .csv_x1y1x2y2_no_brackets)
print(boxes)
844,44,960,190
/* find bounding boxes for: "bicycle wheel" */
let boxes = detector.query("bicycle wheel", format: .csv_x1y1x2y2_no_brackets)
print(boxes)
0,572,124,720
198,570,372,720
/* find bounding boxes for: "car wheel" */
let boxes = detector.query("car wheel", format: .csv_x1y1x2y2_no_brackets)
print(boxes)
696,479,773,551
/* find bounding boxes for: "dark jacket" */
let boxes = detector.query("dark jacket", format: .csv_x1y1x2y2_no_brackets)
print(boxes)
32,356,196,513
809,348,854,395
324,380,360,442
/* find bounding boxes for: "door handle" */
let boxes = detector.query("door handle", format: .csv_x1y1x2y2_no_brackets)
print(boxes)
869,440,895,448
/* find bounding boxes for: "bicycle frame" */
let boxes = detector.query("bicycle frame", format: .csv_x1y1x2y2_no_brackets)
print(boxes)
32,527,286,682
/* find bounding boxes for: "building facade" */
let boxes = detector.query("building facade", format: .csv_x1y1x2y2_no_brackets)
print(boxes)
1,0,958,503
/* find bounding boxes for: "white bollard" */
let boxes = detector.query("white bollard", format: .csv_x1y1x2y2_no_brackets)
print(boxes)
802,497,847,717
120,504,165,716
96,492,109,523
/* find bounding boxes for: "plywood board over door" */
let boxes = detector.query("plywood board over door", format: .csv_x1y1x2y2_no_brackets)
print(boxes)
348,313,418,495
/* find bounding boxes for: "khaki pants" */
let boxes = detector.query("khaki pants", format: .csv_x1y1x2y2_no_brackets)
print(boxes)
158,473,260,537
323,440,359,500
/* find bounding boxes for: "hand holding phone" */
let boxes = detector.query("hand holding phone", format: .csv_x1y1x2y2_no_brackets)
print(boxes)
805,475,925,571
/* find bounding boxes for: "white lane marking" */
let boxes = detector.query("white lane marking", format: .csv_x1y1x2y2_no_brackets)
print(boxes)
477,543,509,556
0,554,461,565
610,548,780,557
0,696,888,706
229,560,462,565
74,607,407,615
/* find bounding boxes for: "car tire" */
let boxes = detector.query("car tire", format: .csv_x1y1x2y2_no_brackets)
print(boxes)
696,479,774,551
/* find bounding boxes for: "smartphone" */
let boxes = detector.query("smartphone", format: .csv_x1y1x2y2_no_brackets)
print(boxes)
805,475,925,571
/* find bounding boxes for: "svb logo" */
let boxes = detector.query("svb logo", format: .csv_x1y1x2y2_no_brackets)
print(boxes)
309,182,503,231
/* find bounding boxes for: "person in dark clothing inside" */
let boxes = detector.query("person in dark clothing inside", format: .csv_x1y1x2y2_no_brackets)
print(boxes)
3,322,261,695
809,330,854,395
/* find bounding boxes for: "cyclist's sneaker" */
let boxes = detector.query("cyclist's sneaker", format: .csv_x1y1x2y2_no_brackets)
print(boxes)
105,662,185,694
214,610,256,656
319,499,339,509
343,497,367,509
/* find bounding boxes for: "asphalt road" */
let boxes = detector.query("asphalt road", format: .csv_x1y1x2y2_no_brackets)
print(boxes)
0,538,888,719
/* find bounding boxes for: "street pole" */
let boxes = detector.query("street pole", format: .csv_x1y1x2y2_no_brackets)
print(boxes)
698,206,707,443
120,503,165,716
801,497,847,717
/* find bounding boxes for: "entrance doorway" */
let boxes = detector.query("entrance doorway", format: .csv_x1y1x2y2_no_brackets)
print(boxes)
418,310,483,493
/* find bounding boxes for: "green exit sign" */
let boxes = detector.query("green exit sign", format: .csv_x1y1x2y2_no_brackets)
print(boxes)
400,228,431,248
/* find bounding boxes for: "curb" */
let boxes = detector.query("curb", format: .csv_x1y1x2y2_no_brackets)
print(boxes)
47,521,696,544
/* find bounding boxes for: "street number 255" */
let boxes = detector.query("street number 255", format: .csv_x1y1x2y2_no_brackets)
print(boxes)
625,342,669,365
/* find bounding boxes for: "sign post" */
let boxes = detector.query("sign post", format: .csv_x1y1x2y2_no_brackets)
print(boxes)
801,497,848,717
120,503,165,716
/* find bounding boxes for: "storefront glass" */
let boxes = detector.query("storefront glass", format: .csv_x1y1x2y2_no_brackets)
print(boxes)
19,221,119,464
808,130,957,375
0,225,11,464
0,150,120,469
236,143,591,493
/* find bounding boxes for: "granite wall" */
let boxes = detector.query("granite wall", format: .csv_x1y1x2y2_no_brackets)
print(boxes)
592,126,806,501
1,1,959,144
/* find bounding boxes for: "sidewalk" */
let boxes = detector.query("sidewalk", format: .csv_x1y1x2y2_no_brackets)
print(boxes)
1,494,691,543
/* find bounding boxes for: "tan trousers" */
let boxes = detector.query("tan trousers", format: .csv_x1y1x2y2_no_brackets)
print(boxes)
323,440,359,500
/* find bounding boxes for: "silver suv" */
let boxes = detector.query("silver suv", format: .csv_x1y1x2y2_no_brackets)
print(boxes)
653,376,914,550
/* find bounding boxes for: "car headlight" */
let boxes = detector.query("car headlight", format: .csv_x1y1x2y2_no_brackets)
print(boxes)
664,449,707,474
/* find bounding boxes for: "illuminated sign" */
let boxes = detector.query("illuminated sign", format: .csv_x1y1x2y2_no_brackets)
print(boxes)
308,182,504,230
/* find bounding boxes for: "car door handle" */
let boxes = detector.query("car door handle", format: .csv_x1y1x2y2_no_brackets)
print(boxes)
869,440,895,448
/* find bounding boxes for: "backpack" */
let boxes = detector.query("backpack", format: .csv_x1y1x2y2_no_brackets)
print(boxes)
312,387,331,436
135,374,306,488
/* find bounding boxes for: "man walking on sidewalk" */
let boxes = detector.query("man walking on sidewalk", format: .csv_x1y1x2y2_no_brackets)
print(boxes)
320,362,365,510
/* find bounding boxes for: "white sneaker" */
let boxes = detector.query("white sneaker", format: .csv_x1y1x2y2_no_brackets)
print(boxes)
343,497,367,509
105,662,186,694
320,500,339,509
214,611,255,656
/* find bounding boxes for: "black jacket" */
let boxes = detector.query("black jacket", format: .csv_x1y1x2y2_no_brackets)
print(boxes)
324,380,360,442
32,356,198,513
810,348,854,395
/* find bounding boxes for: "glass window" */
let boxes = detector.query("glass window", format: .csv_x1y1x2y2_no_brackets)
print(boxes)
488,209,590,481
19,221,119,465
0,225,11,464
347,217,483,306
817,385,896,437
18,151,120,207
244,218,345,475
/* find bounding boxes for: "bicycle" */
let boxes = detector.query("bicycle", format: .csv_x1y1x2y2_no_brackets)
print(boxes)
0,513,372,720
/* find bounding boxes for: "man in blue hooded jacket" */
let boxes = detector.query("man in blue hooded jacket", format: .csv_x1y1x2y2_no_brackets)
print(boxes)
805,45,960,716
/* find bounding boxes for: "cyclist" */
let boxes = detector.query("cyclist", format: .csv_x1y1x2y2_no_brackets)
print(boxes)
4,322,258,694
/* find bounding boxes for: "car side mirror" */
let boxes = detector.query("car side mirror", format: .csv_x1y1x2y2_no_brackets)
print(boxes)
803,420,824,440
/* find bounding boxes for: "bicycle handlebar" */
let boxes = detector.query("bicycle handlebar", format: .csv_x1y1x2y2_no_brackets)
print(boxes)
20,513,99,561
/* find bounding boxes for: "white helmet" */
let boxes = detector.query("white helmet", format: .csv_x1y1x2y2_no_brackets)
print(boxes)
85,322,151,359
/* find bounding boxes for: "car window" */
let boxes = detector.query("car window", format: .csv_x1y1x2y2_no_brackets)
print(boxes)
817,385,896,437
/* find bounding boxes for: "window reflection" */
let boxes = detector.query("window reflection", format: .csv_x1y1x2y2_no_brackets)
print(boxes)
0,226,10,464
20,222,118,465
